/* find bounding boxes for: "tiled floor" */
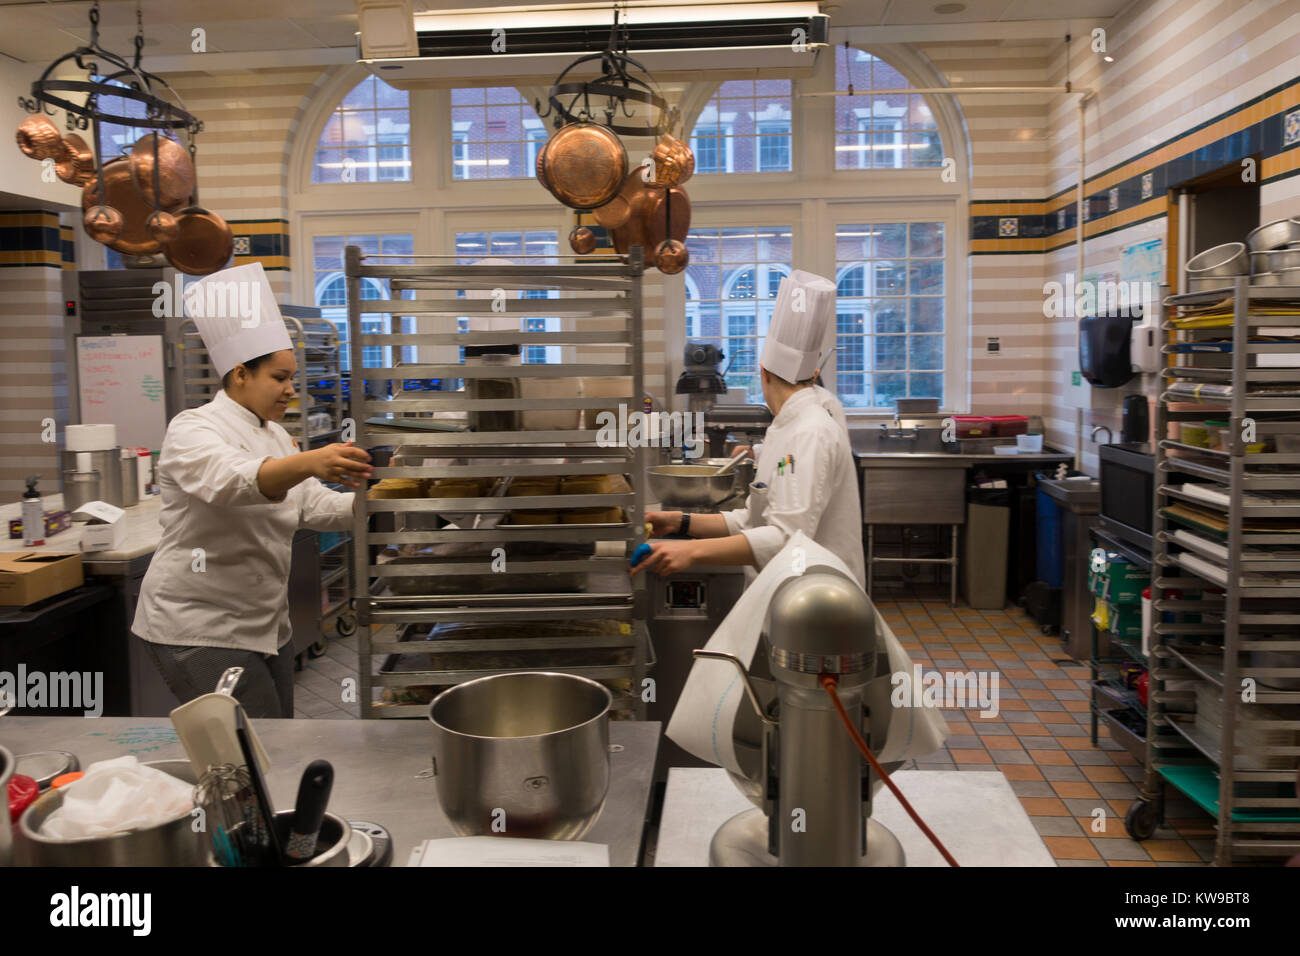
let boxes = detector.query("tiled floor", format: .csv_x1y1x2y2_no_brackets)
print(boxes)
876,588,1215,866
293,593,1218,866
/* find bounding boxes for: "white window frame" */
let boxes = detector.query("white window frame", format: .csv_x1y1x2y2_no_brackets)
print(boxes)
690,120,735,174
756,120,792,172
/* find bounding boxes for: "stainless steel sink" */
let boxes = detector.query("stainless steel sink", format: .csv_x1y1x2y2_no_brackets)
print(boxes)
849,426,958,456
1037,477,1100,514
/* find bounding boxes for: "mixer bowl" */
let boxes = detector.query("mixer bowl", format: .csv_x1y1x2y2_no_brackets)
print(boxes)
428,672,611,840
648,459,753,508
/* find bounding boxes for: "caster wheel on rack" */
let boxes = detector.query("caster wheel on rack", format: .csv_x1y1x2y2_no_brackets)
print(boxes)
336,613,357,638
308,639,328,659
1125,799,1158,841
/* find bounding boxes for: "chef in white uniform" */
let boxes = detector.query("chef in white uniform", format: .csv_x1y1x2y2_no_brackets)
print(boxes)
636,270,863,585
132,263,372,718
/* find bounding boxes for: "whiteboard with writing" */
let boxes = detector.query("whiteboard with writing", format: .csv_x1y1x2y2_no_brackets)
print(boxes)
76,335,168,451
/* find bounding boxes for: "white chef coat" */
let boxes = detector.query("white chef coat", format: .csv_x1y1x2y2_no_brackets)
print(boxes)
722,386,864,588
132,388,355,655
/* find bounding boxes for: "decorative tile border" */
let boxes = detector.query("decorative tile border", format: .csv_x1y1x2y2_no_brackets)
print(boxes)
229,218,290,271
0,210,64,269
971,76,1300,255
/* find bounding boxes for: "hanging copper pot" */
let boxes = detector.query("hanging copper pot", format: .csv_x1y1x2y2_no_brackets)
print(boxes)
651,134,689,187
535,137,553,194
609,177,656,256
128,133,195,212
654,239,689,275
84,205,124,243
641,184,691,251
55,134,94,186
146,210,181,243
593,166,646,230
673,137,694,185
539,122,627,210
569,225,596,255
16,115,62,160
162,205,235,276
81,158,162,255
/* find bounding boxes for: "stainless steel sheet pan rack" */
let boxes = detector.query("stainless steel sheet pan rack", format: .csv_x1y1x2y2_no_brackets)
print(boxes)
346,246,650,719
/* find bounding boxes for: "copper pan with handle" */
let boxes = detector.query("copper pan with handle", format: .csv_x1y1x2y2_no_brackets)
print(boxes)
129,133,195,211
80,157,161,256
539,122,627,211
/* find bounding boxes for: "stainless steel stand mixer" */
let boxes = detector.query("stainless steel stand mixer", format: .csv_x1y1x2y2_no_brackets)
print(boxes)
697,568,905,867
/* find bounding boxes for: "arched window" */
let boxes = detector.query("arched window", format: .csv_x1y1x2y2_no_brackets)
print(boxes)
834,46,942,169
451,87,546,180
689,80,792,174
312,76,411,183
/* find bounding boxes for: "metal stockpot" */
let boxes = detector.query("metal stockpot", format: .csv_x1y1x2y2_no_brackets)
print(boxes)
16,760,209,866
62,448,122,506
428,672,611,841
119,454,139,508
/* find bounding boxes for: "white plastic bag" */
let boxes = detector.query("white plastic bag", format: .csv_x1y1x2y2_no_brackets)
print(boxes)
40,755,194,840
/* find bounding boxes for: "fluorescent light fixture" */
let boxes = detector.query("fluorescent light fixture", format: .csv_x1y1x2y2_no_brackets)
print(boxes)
412,2,822,32
835,144,930,151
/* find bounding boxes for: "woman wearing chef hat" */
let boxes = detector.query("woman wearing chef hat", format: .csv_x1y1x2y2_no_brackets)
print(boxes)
636,270,864,584
131,262,372,718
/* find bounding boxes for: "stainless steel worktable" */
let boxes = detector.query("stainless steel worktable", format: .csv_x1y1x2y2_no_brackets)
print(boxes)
2,716,661,867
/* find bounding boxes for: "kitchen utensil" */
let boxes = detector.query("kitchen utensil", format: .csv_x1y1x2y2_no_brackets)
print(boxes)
1250,247,1300,273
16,114,61,160
641,184,691,251
169,666,271,780
83,204,123,243
81,158,164,255
61,468,101,514
1187,275,1232,291
14,751,80,791
712,448,750,477
55,133,94,185
569,225,596,254
347,820,393,867
118,452,139,508
650,132,691,186
648,463,743,508
629,542,653,567
428,672,612,840
286,759,334,862
146,209,180,243
592,167,641,229
163,204,235,276
538,122,627,210
266,811,351,867
15,760,208,866
1246,218,1300,253
1251,269,1300,287
655,238,688,274
235,706,284,866
128,132,195,211
1016,433,1044,452
1185,242,1248,278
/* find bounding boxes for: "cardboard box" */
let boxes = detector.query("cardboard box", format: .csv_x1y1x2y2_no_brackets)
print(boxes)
0,551,84,606
73,501,126,552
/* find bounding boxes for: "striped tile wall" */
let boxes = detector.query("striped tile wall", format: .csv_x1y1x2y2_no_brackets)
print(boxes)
0,210,70,498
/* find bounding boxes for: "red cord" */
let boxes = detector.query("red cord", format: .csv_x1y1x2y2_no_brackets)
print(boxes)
821,674,960,867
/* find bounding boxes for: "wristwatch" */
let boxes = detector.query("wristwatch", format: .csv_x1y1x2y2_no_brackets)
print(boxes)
679,512,691,537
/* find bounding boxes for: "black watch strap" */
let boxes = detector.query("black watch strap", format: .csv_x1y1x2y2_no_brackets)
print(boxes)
679,512,691,537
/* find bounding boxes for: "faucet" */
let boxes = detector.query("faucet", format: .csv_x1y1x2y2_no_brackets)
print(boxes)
1090,425,1113,444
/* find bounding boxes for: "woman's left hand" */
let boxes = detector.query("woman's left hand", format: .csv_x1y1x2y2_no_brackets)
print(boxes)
630,539,697,578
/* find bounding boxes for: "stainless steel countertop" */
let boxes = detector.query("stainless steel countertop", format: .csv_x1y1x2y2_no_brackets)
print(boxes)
853,450,1073,466
1,716,660,867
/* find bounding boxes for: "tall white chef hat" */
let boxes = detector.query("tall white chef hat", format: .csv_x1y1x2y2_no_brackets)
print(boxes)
464,257,521,332
185,262,292,378
760,269,837,383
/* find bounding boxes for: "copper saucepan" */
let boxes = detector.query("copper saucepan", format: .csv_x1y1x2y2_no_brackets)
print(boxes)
56,134,94,186
16,115,62,160
129,133,195,212
162,204,234,276
539,122,627,210
81,158,162,256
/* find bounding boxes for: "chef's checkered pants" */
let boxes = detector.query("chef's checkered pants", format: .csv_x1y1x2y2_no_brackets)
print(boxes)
140,638,295,719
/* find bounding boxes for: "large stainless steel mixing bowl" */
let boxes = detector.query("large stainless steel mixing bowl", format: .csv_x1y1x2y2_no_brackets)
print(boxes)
16,760,209,866
648,459,754,508
429,672,611,841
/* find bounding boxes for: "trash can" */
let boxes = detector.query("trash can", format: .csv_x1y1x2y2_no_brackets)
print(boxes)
1036,487,1064,588
961,487,1010,609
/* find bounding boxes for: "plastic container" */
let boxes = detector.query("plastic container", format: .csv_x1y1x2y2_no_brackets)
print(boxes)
987,415,1030,437
1016,433,1044,453
952,415,992,438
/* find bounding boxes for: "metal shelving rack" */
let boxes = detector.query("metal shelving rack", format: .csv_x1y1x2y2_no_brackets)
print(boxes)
1129,276,1300,864
176,308,357,649
345,245,650,719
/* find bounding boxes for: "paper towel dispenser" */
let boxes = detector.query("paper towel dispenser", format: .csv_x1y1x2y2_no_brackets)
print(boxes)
1079,308,1141,388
